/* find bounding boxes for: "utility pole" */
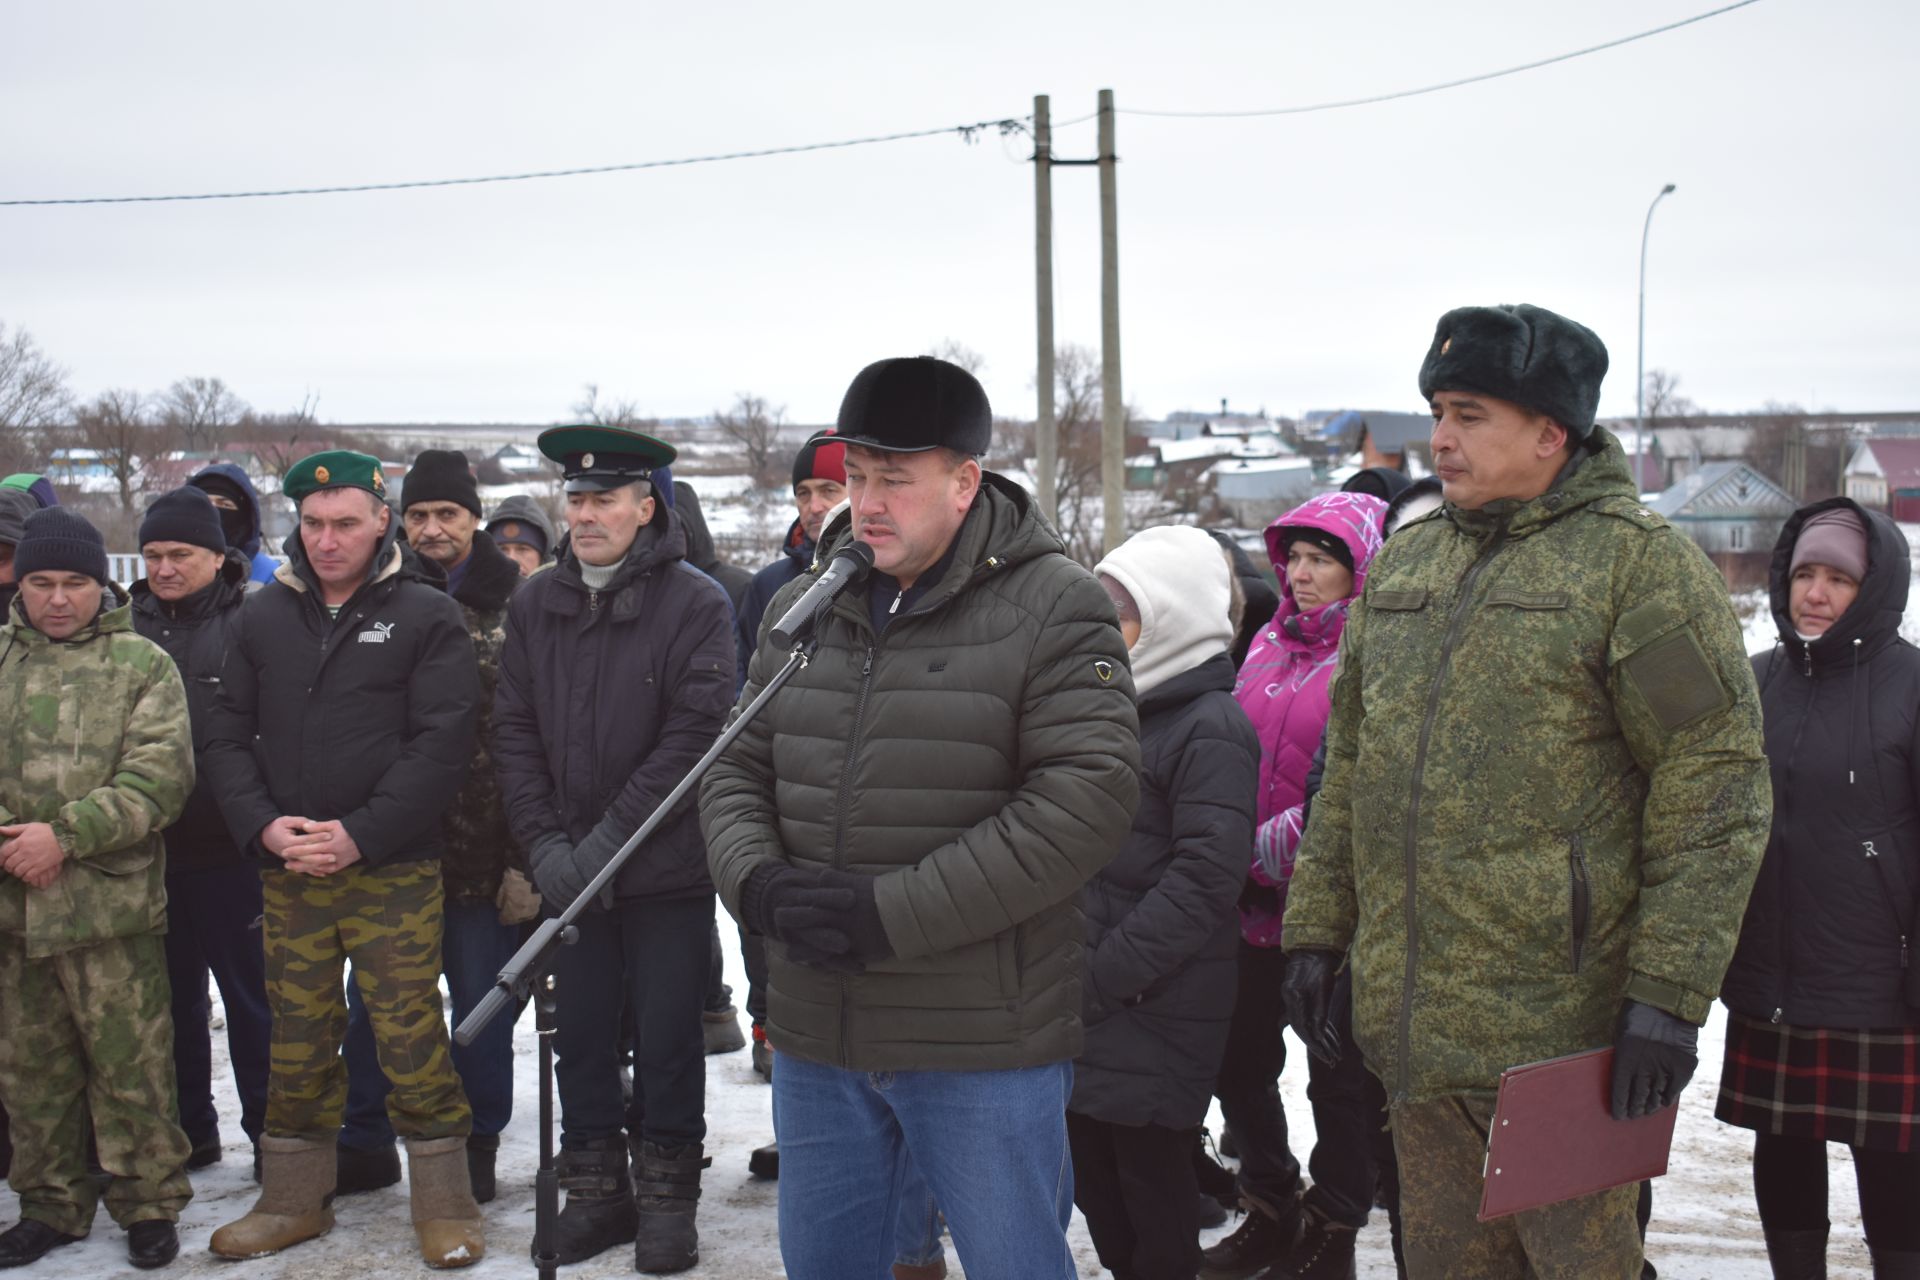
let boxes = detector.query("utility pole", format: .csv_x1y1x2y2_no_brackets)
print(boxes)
1097,88,1124,556
1033,94,1057,522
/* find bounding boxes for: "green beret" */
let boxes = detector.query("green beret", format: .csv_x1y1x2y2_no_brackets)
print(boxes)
537,424,677,494
283,449,390,502
1418,303,1609,439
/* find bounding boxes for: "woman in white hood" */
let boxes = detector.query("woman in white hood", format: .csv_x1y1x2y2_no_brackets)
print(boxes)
1067,525,1261,1280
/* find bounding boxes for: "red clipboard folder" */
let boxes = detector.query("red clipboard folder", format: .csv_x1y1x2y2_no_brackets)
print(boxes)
1476,1046,1678,1222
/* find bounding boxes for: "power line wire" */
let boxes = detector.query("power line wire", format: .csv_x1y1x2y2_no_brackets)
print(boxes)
0,0,1762,207
0,117,1031,208
1059,0,1763,123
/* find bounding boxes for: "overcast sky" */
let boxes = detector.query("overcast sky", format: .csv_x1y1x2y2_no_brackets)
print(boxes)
3,0,1914,430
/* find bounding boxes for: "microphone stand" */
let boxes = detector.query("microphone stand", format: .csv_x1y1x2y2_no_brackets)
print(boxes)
456,634,820,1279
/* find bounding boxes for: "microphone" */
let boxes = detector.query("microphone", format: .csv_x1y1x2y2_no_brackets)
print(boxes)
770,541,876,650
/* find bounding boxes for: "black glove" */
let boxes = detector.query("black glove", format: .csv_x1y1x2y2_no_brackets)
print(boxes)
1610,999,1699,1120
528,831,616,912
773,868,892,970
739,864,826,938
1281,948,1344,1067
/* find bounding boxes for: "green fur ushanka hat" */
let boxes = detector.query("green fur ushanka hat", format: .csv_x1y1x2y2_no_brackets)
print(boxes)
1417,303,1610,439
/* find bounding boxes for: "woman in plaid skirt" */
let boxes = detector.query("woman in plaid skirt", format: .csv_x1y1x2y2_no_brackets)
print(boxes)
1719,499,1920,1280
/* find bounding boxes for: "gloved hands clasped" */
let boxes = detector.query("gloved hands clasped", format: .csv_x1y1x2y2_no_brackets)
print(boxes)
527,830,619,912
742,864,893,973
1610,998,1699,1119
1281,947,1344,1067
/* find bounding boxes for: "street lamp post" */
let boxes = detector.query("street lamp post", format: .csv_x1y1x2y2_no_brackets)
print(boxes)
1635,182,1677,496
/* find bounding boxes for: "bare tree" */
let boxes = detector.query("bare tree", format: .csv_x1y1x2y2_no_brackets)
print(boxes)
924,339,986,375
66,389,180,513
160,376,250,453
241,394,328,481
1036,345,1142,567
571,383,655,430
0,321,72,475
715,393,786,489
1643,369,1698,428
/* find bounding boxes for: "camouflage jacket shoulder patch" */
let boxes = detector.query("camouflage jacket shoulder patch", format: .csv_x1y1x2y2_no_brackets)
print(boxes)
1590,497,1670,532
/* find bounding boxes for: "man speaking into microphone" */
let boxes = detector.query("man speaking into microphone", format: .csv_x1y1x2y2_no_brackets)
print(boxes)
701,356,1141,1280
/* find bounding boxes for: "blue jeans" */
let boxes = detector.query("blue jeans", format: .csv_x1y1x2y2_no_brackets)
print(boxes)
773,1052,1074,1280
339,898,524,1146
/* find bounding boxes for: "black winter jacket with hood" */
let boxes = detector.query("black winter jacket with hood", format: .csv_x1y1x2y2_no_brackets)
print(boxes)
1722,498,1920,1029
701,474,1142,1073
492,505,736,904
204,520,481,867
132,549,253,872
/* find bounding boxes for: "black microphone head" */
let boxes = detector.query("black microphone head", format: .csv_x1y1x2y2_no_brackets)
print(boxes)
841,541,876,576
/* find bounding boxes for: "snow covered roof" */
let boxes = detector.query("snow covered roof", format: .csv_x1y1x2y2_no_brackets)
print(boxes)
1848,438,1920,491
1318,410,1429,452
1646,462,1795,520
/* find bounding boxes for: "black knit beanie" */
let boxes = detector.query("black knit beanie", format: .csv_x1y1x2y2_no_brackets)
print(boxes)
14,506,110,584
402,449,482,517
1275,525,1355,573
139,486,227,554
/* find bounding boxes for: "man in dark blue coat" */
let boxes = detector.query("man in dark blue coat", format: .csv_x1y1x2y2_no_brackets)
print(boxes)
492,424,735,1274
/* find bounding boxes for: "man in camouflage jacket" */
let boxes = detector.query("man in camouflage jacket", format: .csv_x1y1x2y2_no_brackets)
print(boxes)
0,507,196,1270
1283,305,1770,1279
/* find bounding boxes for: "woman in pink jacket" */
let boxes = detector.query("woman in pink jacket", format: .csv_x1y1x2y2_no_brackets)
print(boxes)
1203,489,1384,1280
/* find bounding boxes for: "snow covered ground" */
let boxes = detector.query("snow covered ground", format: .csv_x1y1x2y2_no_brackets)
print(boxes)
0,924,1878,1279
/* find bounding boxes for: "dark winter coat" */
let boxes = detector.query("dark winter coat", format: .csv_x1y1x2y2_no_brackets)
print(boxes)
190,462,278,585
735,517,814,691
673,480,754,611
1071,653,1257,1128
131,550,252,872
1207,529,1279,669
492,507,736,904
203,523,481,866
1722,498,1920,1030
440,529,524,902
700,474,1142,1073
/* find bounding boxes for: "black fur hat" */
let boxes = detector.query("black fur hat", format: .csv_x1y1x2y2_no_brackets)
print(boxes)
1418,303,1609,439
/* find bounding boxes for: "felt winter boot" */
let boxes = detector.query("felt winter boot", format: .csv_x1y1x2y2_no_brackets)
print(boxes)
545,1138,637,1265
407,1136,486,1269
1762,1226,1828,1279
631,1138,709,1274
209,1135,336,1259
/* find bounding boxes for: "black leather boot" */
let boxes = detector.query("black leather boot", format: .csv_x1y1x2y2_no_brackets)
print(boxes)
0,1220,83,1269
334,1140,400,1194
466,1132,499,1205
126,1220,180,1270
544,1138,637,1266
631,1139,709,1274
1762,1226,1828,1279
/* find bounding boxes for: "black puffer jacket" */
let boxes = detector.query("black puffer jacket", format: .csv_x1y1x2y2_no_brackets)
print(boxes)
701,474,1142,1073
205,525,480,866
492,507,736,904
1722,498,1920,1029
131,550,252,872
673,480,754,611
1072,652,1257,1128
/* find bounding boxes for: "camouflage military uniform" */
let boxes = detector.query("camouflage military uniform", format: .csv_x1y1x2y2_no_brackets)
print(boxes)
0,590,196,1236
1285,431,1771,1274
267,861,468,1140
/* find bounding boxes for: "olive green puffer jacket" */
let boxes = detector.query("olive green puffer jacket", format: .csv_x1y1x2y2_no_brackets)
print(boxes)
1285,431,1771,1104
701,474,1141,1072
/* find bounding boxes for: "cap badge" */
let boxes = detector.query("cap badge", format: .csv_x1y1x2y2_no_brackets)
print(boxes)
1093,660,1115,684
1441,337,1453,354
371,468,386,494
314,465,331,484
501,522,520,538
581,452,595,468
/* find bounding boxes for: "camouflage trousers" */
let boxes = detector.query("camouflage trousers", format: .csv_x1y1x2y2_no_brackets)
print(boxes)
0,930,192,1235
1393,1094,1641,1280
262,861,470,1143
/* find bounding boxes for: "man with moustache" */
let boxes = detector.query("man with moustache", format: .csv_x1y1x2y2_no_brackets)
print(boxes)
492,424,735,1273
130,487,271,1177
203,450,486,1268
